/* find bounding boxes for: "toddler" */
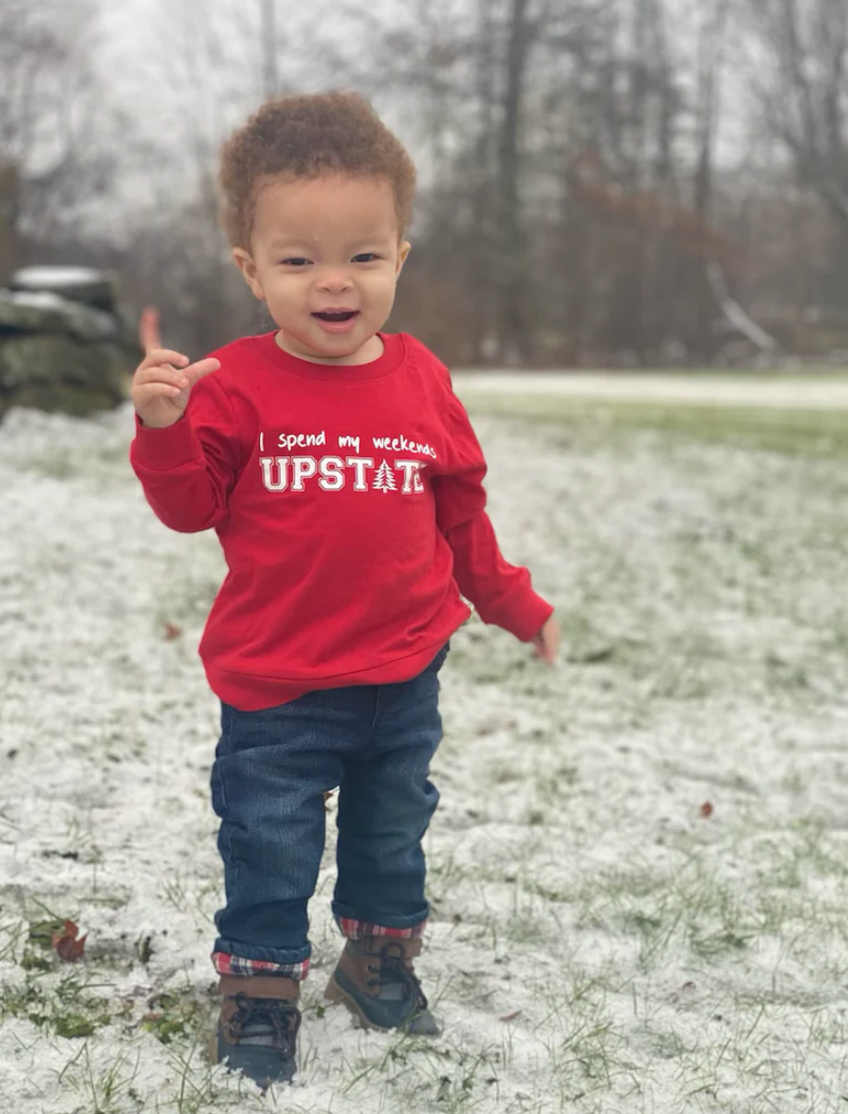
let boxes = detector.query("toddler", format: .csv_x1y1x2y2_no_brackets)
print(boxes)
129,91,559,1088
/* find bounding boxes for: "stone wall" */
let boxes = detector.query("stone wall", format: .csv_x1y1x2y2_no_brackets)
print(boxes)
0,267,141,423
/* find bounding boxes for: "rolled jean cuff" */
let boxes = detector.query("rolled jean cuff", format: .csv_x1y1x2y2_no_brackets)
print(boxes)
212,951,310,981
212,937,311,980
334,915,428,941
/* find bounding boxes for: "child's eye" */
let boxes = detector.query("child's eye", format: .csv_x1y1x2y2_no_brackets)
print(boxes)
352,253,380,263
281,257,310,267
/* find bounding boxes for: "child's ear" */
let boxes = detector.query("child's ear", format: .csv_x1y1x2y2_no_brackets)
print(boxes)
396,240,411,276
233,248,264,300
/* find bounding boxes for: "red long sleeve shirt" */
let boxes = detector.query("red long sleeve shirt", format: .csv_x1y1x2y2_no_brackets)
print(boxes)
130,331,553,710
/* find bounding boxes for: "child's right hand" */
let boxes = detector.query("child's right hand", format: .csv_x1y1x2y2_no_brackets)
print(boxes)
131,347,220,429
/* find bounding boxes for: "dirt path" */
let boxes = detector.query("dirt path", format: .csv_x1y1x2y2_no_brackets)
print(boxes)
453,371,848,409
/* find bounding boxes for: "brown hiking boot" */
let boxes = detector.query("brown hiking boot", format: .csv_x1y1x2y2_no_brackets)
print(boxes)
209,974,301,1088
324,936,440,1035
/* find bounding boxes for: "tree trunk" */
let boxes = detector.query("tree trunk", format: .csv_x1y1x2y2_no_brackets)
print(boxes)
468,0,498,363
495,0,531,365
692,0,729,355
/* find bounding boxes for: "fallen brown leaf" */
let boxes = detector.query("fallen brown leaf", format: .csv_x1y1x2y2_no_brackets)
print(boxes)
163,623,183,641
699,801,714,819
51,920,87,962
499,1010,522,1022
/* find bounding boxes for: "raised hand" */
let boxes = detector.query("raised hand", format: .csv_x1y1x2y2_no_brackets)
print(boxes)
131,346,220,429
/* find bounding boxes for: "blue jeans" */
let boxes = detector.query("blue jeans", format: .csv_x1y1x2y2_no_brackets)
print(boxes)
210,644,448,970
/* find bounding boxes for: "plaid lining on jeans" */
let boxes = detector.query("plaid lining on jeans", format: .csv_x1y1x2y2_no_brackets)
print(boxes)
212,918,426,980
336,917,427,941
212,950,310,982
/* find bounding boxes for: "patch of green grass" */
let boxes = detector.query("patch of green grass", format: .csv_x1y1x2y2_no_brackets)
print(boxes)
569,862,763,974
537,762,580,794
59,1042,145,1114
340,1035,505,1112
466,395,848,457
23,914,70,970
535,980,627,1099
0,970,113,1039
645,1026,692,1061
140,989,210,1046
688,926,752,961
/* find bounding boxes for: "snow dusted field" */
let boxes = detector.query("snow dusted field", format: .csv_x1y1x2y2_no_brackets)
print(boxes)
2,387,848,1113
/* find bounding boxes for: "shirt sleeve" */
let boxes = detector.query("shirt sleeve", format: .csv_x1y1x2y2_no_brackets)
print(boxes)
433,388,554,642
129,374,241,533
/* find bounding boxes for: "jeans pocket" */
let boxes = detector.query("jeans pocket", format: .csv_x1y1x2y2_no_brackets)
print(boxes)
429,641,451,672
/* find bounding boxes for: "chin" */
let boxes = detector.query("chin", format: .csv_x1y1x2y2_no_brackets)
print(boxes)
315,339,363,359
277,322,377,363
311,327,373,353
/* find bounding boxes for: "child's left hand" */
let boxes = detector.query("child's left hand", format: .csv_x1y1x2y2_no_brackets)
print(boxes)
533,616,561,665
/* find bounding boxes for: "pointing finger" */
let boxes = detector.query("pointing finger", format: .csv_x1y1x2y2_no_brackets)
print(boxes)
184,357,221,384
139,306,162,355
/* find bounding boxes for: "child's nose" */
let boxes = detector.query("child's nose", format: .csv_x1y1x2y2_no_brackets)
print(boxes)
316,268,353,294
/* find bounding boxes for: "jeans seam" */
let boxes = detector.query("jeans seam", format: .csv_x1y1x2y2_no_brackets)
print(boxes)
214,706,239,888
218,704,235,759
370,687,382,733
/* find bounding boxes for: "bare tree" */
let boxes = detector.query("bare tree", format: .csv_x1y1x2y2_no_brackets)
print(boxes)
26,0,848,366
0,0,108,279
114,0,285,351
743,0,848,230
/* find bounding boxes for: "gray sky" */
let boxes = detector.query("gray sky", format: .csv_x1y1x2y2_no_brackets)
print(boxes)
94,0,752,161
85,0,754,243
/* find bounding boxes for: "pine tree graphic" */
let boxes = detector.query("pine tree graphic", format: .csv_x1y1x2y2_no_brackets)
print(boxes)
373,460,397,493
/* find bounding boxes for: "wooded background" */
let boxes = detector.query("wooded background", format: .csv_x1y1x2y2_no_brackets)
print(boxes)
3,0,848,368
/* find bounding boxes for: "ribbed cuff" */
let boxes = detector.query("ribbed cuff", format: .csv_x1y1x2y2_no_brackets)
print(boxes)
493,591,555,643
130,412,202,471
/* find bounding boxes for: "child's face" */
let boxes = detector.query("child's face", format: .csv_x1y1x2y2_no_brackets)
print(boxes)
234,174,410,364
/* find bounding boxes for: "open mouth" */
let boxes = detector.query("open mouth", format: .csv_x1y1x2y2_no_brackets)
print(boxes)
313,310,359,322
311,309,361,335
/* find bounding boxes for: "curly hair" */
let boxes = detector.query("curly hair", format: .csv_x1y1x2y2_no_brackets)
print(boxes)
219,91,416,249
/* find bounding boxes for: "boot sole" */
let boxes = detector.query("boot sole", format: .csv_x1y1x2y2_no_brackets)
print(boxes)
207,1029,296,1085
324,974,441,1036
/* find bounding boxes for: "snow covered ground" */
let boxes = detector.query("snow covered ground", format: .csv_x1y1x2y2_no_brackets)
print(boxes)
2,390,848,1114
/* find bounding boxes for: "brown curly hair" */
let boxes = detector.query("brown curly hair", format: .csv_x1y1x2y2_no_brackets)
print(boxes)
219,91,416,249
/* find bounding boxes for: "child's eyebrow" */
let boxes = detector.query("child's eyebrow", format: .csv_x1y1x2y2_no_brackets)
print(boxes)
268,239,315,253
350,234,395,248
268,237,396,256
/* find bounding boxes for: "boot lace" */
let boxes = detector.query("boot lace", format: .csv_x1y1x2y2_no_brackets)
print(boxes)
369,941,429,1010
227,994,301,1058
